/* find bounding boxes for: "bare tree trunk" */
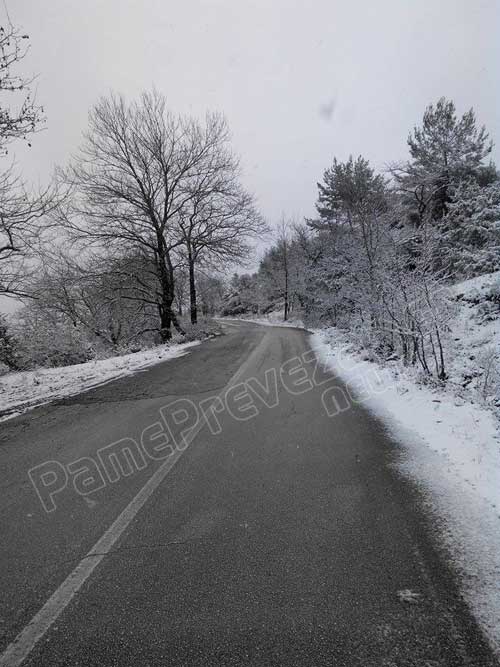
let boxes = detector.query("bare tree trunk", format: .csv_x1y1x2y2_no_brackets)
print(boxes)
283,240,289,321
188,247,197,325
159,305,172,342
157,241,185,341
159,299,184,341
284,270,289,321
429,333,440,378
171,308,184,335
400,334,408,365
434,325,446,381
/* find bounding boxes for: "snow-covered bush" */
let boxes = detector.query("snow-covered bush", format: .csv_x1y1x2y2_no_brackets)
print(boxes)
476,345,500,406
11,306,95,369
174,318,223,343
0,315,19,372
438,180,500,279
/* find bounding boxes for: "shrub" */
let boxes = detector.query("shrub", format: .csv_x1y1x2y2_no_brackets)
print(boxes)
11,306,95,369
0,315,19,371
174,318,223,343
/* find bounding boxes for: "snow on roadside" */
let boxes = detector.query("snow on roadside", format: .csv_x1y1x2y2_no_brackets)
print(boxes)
310,328,500,655
0,341,199,421
220,310,305,328
447,272,500,408
450,269,500,297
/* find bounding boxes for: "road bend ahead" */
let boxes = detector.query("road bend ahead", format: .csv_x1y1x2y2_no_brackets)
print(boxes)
0,321,497,666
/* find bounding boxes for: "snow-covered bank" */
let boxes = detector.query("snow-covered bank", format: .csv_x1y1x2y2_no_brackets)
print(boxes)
220,310,304,328
0,341,199,421
310,328,500,655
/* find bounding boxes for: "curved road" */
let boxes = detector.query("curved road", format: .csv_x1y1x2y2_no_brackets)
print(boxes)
0,321,497,666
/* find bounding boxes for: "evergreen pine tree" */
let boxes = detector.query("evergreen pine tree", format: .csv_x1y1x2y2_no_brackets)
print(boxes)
438,180,500,278
394,98,493,223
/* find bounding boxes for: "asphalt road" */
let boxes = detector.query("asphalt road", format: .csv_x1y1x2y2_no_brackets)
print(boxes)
0,321,497,666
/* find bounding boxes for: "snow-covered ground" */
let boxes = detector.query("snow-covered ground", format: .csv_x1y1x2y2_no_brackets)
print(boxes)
220,310,305,328
448,272,500,409
0,341,199,421
310,272,500,656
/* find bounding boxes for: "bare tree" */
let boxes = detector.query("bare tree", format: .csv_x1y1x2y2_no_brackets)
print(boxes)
173,266,188,317
176,120,266,323
0,167,59,297
58,90,242,340
196,272,226,317
0,17,45,154
27,248,159,347
277,221,291,321
0,16,59,299
259,219,302,321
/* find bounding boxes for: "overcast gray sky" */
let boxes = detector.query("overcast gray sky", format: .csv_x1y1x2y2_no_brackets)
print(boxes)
11,0,500,217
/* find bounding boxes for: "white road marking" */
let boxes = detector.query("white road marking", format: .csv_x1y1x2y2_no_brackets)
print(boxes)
397,589,422,604
0,331,270,667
